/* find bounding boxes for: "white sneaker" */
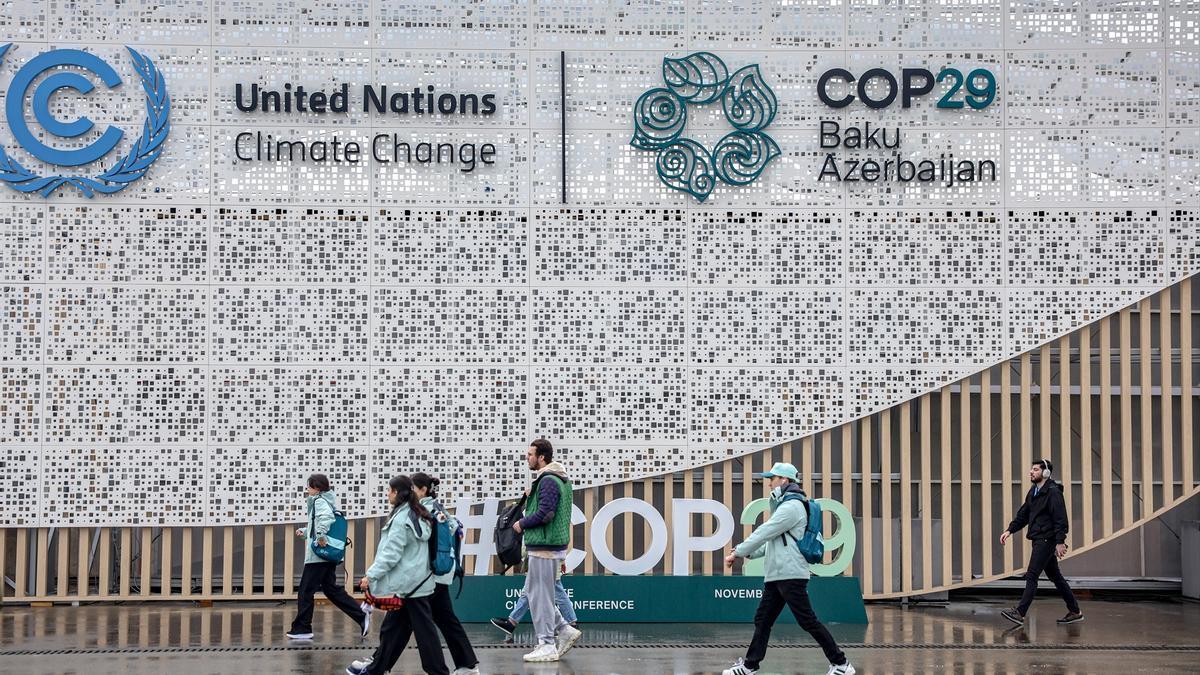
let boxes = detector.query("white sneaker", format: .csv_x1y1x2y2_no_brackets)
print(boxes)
452,668,481,675
723,657,757,675
350,655,373,670
285,631,313,640
826,663,856,675
555,624,582,657
523,643,560,662
359,602,372,637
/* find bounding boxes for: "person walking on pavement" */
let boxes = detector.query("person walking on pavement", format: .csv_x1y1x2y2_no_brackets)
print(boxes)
1000,459,1084,625
722,462,854,675
512,438,582,662
349,473,479,675
489,559,578,637
348,474,449,675
287,473,370,641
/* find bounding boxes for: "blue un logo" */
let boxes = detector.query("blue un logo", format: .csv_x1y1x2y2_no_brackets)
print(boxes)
0,44,170,198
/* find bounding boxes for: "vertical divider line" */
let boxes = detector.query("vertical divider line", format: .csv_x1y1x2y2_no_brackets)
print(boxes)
560,50,566,205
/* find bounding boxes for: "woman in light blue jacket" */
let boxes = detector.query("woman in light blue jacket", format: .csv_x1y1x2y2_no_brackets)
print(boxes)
348,475,448,675
287,473,369,641
413,473,478,675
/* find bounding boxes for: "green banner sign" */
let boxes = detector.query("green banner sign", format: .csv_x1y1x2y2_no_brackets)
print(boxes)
453,575,867,624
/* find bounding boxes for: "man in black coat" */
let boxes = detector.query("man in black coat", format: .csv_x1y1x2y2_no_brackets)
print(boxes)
1000,459,1084,625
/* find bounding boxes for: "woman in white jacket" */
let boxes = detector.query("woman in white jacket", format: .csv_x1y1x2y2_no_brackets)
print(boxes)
348,474,448,675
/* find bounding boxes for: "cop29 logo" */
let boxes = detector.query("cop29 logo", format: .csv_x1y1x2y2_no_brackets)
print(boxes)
630,52,780,202
0,44,170,197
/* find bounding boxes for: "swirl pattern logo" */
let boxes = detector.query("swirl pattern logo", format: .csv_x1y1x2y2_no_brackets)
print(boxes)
631,52,779,202
0,44,170,198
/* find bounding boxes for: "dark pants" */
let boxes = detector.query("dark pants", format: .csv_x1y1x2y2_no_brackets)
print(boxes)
1017,539,1080,616
366,595,448,675
430,583,478,669
745,579,846,670
290,561,366,634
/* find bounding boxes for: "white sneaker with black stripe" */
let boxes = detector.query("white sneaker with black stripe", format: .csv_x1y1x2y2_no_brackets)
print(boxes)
826,662,856,675
722,657,757,675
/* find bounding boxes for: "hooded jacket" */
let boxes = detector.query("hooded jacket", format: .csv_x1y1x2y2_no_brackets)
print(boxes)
734,482,812,582
1007,478,1069,544
301,490,338,566
366,503,435,598
519,461,572,551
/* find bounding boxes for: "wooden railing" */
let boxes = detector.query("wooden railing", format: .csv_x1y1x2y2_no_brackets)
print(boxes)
3,277,1196,602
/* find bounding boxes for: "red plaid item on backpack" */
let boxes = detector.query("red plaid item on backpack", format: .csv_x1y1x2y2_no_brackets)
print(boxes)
363,589,405,611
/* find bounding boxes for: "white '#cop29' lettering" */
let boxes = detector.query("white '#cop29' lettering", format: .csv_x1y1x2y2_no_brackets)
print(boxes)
452,497,856,578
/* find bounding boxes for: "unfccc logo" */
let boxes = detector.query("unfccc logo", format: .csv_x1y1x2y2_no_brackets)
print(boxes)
0,44,170,197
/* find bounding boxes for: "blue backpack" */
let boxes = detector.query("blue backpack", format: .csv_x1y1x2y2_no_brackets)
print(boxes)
780,493,824,564
422,501,466,596
309,501,351,563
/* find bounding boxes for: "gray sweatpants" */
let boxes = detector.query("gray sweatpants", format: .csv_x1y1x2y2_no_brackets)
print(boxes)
523,555,570,645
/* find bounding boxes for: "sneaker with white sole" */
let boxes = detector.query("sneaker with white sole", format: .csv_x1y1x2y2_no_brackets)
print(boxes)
523,643,560,662
826,662,856,675
489,616,517,636
349,655,373,670
1057,611,1084,624
1000,607,1025,625
285,631,314,640
359,602,372,637
344,664,368,675
555,624,582,657
722,657,757,675
452,668,481,675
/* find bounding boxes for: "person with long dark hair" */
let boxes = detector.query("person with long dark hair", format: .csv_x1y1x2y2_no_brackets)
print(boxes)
412,473,479,674
347,475,448,675
287,473,370,641
349,473,479,675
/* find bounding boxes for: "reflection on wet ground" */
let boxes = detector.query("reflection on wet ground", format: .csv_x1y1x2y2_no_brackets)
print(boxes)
2,598,1198,673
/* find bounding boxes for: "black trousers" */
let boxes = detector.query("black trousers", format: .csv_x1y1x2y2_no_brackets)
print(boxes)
744,579,846,670
367,584,477,669
1017,539,1080,616
429,583,478,669
366,595,449,675
290,561,366,633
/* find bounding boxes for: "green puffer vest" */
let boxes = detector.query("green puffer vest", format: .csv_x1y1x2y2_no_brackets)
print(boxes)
523,473,572,548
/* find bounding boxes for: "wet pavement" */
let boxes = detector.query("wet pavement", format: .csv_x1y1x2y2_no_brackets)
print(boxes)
2,598,1198,673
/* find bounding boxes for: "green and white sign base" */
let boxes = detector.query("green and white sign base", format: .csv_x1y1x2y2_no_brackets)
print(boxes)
453,575,868,624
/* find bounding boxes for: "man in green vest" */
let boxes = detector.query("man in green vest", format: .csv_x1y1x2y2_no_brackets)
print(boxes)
511,438,581,662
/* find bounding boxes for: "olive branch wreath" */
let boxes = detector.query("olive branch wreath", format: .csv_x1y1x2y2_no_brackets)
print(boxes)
0,44,170,198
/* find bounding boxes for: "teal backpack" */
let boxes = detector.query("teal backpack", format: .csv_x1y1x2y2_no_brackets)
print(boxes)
309,501,351,563
419,501,466,597
780,492,825,564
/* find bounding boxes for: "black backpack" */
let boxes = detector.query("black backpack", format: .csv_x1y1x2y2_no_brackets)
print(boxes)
494,494,528,573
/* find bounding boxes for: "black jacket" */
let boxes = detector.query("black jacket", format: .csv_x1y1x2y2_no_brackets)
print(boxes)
1006,479,1069,544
